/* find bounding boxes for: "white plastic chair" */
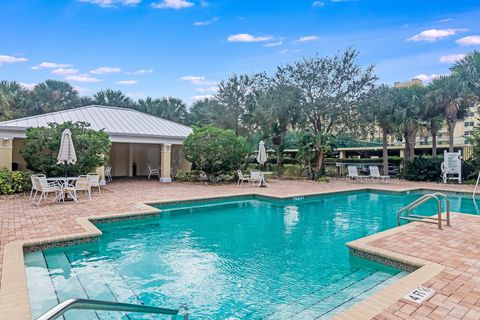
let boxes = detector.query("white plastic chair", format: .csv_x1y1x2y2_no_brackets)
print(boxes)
369,165,390,183
237,170,251,185
30,174,46,200
32,176,62,205
105,166,112,183
64,175,91,201
87,173,101,193
147,162,160,180
250,171,262,186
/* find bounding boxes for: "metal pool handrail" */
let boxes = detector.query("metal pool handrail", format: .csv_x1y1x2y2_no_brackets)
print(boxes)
36,298,188,320
397,192,450,230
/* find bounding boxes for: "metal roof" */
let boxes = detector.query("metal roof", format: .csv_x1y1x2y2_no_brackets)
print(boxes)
0,105,192,142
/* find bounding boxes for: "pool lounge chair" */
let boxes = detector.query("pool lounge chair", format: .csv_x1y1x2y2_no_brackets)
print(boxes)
32,176,63,205
369,165,390,183
346,165,370,182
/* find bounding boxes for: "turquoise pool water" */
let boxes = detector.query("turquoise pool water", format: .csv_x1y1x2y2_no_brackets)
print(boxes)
24,190,479,319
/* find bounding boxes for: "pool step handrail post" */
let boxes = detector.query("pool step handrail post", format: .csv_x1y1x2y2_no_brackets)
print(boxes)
35,298,184,320
397,192,450,229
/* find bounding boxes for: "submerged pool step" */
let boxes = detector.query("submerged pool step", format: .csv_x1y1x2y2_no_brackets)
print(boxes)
294,270,395,319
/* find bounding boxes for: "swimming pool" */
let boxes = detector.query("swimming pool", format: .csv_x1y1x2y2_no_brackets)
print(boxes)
24,190,479,319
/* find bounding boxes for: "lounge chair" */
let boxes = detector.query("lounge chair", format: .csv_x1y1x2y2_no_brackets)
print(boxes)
87,173,101,193
369,165,390,183
237,170,251,185
32,176,62,205
64,175,91,201
346,165,370,182
147,162,160,180
30,174,46,200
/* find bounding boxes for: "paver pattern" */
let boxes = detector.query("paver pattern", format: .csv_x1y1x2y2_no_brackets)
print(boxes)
1,178,479,319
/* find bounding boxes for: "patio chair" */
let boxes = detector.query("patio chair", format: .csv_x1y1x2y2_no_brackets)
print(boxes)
64,175,91,201
87,173,101,193
346,166,369,182
237,170,251,185
147,162,160,180
250,171,262,186
30,174,46,200
32,176,62,205
369,165,390,183
105,166,112,183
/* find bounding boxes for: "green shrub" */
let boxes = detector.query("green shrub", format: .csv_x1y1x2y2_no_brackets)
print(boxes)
183,125,248,181
21,121,111,177
175,170,202,182
404,156,443,181
0,168,31,195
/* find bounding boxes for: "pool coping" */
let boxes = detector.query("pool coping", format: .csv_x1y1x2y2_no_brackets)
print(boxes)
0,185,471,320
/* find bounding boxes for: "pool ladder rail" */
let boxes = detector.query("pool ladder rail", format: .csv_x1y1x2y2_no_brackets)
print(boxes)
36,298,189,320
397,192,451,230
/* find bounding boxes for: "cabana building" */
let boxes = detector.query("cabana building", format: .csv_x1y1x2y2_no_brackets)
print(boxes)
0,105,192,182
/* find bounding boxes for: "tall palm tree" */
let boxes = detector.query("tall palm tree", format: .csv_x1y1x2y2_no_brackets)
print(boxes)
0,80,31,118
137,97,188,124
363,85,397,175
394,84,425,161
451,50,480,97
423,85,446,156
0,89,12,121
92,89,132,107
428,75,472,151
31,80,79,114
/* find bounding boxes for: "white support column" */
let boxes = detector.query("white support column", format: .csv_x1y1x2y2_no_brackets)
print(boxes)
160,144,172,183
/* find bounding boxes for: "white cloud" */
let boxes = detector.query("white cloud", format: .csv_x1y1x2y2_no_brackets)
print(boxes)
74,86,91,94
78,0,141,7
263,41,283,47
191,95,214,101
116,80,138,85
193,16,219,26
279,49,302,55
407,28,466,42
66,74,102,83
227,33,273,42
19,82,36,90
294,35,320,43
32,62,72,69
438,18,452,23
456,35,480,46
180,75,217,85
195,86,218,93
414,74,442,82
151,0,194,9
312,1,325,7
90,66,121,74
0,55,28,65
439,53,466,63
126,69,154,75
51,68,79,75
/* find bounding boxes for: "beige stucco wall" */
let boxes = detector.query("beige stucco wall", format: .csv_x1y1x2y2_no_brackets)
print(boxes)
110,143,129,177
0,139,13,170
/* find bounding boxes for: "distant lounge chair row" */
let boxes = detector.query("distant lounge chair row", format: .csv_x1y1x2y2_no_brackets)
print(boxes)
237,170,263,186
346,165,390,183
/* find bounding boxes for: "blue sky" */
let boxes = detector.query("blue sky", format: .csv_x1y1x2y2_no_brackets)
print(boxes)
1,0,479,104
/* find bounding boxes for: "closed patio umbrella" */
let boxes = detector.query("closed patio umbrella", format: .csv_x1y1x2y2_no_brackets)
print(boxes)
57,129,77,180
256,140,267,165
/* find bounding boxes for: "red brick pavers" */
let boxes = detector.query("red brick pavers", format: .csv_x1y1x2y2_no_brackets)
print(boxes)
0,178,479,319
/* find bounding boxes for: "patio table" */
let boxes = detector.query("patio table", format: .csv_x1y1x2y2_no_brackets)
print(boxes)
258,172,273,188
47,177,78,201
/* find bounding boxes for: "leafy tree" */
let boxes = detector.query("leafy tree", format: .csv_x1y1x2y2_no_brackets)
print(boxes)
182,125,248,181
423,85,447,156
93,89,132,107
188,98,227,127
253,74,302,175
216,74,256,135
283,48,376,174
295,130,336,179
428,75,473,152
21,121,111,177
31,80,79,114
362,85,397,175
137,97,188,124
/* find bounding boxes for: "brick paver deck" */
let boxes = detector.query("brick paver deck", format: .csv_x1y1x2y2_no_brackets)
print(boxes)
1,178,479,319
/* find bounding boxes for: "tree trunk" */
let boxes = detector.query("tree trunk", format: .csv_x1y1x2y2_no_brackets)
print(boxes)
404,133,410,160
315,149,325,179
382,127,389,176
448,123,455,152
276,149,284,176
431,133,437,157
